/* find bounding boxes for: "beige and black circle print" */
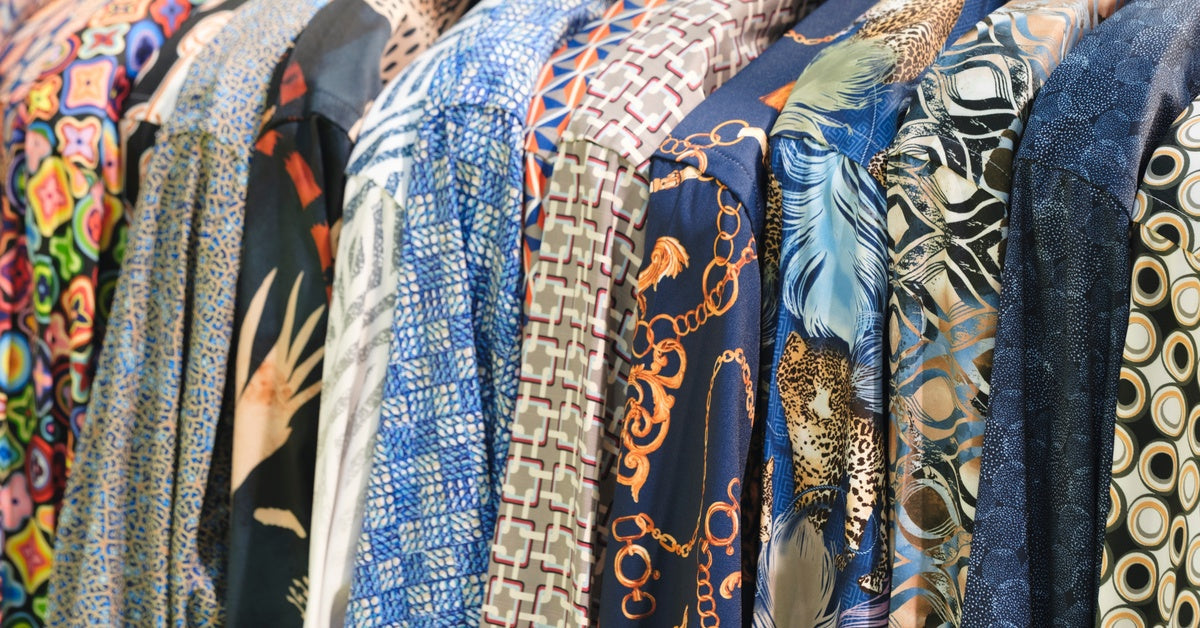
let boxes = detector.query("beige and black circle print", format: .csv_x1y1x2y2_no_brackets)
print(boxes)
1102,99,1200,628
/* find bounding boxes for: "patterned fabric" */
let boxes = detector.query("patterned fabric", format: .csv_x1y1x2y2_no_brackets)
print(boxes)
45,0,331,621
120,0,253,207
484,0,810,622
962,1,1200,625
884,1,1112,624
223,0,472,624
1099,96,1200,628
309,4,491,623
344,0,605,623
755,0,1001,624
519,0,663,310
0,1,201,623
1,0,57,47
597,2,874,625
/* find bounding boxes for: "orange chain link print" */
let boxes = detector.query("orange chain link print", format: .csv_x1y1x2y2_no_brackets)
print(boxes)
612,123,762,625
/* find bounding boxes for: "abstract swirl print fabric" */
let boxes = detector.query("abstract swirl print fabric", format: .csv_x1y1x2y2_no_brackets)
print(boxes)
1099,96,1200,628
884,0,1113,624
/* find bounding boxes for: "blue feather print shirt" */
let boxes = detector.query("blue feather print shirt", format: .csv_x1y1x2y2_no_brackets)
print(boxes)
754,0,1002,625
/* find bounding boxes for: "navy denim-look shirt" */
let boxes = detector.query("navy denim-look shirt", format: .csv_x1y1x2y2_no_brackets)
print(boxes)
964,1,1200,625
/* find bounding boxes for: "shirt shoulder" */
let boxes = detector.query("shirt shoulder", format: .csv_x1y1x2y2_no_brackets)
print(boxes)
1018,0,1200,210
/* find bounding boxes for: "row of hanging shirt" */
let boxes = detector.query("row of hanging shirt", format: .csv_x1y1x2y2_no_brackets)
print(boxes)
0,0,1196,625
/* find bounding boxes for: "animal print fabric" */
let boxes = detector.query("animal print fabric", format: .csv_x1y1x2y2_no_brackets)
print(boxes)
884,1,1112,624
223,0,472,624
755,0,1000,624
962,2,1200,626
307,6,490,624
1099,97,1200,628
484,0,807,623
594,1,873,625
0,0,200,622
45,0,331,622
344,0,606,623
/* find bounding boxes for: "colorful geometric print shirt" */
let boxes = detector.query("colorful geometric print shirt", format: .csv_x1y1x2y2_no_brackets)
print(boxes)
223,0,472,624
344,0,606,623
310,3,494,623
0,0,189,623
518,0,663,311
884,1,1115,624
597,2,875,625
45,0,331,622
485,0,811,622
1101,95,1200,628
755,0,1001,624
962,1,1200,625
481,2,670,625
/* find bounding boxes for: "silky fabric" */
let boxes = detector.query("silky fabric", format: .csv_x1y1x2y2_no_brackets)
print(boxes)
517,0,665,313
490,0,814,621
755,0,1002,624
311,3,495,623
344,0,606,623
1100,95,1200,627
884,0,1114,624
482,2,676,625
964,1,1200,625
224,0,472,623
46,0,331,621
598,1,873,625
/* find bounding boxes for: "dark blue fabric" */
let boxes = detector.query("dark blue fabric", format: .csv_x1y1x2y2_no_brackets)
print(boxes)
964,2,1200,626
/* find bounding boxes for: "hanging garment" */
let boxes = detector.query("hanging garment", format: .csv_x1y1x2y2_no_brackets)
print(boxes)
493,0,810,620
3,2,203,624
224,0,473,624
0,0,143,621
884,0,1116,624
963,1,1200,625
516,0,665,311
596,0,874,625
1099,94,1200,627
481,3,670,624
344,0,607,623
755,0,1002,624
46,0,332,621
311,3,497,622
120,0,256,207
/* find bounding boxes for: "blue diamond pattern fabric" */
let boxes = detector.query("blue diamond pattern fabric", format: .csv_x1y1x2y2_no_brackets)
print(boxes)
344,0,608,624
962,1,1200,626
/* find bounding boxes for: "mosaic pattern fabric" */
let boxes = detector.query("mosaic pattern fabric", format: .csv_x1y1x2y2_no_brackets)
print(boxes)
1099,96,1200,628
963,1,1200,625
595,2,873,625
755,0,1001,624
45,0,332,622
223,0,472,624
308,5,491,623
884,1,1112,624
344,0,606,623
519,0,663,305
483,0,811,623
